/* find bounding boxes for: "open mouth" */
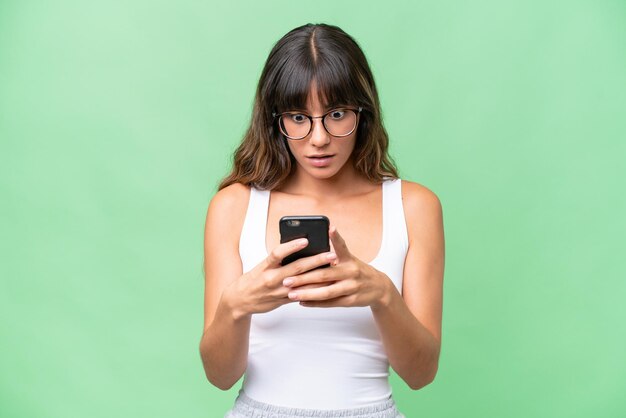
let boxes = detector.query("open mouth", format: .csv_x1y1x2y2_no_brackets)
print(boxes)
306,155,335,167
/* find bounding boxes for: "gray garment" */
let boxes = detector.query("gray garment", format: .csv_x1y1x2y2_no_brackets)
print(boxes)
224,390,405,418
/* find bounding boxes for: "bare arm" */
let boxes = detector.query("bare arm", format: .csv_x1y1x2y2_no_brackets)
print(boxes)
198,184,336,390
283,181,445,390
199,184,251,390
370,182,445,389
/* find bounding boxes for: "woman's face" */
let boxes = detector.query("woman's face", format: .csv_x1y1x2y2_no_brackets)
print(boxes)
284,84,359,181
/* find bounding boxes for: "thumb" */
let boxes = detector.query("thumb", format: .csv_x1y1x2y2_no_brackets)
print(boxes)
329,225,351,262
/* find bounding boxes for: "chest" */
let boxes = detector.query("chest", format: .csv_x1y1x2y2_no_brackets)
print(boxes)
264,190,383,264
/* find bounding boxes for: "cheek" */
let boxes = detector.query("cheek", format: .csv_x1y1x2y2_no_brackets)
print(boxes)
341,137,357,157
286,141,301,158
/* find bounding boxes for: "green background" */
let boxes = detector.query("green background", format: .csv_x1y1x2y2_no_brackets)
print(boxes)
1,0,625,417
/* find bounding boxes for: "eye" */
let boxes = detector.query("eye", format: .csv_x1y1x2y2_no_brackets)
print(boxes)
328,110,346,120
288,113,308,123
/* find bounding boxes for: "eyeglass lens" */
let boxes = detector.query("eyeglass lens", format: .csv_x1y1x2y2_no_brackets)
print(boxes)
280,109,357,139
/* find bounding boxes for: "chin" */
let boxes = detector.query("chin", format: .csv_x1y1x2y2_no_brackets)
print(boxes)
299,162,351,181
304,168,341,179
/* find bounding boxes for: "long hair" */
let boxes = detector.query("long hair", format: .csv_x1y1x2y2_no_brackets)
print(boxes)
218,23,399,191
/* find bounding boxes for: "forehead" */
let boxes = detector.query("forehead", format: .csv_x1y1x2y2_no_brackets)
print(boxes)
274,71,354,113
303,81,330,111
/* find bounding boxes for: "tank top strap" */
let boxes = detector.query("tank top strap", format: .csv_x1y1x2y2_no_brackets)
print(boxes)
382,178,409,255
239,185,270,272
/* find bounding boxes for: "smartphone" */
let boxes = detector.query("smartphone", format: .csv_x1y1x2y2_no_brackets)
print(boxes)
279,215,330,267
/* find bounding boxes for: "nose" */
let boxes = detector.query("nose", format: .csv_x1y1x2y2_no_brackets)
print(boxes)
308,117,331,147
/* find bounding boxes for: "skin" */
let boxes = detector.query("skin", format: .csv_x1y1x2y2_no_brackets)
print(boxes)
199,82,445,392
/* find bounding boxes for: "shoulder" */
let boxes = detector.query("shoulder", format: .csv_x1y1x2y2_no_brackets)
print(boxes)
204,183,252,242
399,179,442,214
208,182,251,215
399,179,443,241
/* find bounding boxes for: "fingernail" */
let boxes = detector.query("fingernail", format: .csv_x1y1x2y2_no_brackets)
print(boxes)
288,291,299,300
326,252,337,260
296,238,308,246
283,278,294,286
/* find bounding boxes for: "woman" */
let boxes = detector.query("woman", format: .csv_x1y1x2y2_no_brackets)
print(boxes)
200,23,445,418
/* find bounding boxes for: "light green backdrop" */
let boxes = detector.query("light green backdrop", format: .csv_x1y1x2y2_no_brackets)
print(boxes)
1,1,625,417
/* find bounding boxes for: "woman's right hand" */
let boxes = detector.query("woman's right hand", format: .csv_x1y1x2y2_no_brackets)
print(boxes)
222,238,337,319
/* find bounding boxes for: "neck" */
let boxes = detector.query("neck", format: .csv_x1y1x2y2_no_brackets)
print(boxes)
280,160,372,200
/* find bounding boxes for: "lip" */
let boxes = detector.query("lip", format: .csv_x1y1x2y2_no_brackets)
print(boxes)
306,154,335,167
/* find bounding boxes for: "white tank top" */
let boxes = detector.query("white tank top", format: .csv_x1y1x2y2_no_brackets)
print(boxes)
238,177,409,409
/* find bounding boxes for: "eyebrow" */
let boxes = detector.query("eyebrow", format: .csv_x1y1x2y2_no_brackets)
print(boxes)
287,104,347,113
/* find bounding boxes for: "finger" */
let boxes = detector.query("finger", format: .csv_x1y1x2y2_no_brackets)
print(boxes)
328,228,338,266
282,263,338,287
292,282,332,291
287,280,352,302
278,251,337,280
299,295,352,308
265,238,309,268
329,226,351,261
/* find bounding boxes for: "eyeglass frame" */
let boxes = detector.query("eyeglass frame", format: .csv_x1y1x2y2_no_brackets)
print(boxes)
272,106,363,140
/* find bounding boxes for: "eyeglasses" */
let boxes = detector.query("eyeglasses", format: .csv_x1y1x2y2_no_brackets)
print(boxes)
272,107,362,140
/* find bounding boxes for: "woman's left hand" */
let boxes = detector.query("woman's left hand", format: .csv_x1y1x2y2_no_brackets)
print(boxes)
283,225,392,309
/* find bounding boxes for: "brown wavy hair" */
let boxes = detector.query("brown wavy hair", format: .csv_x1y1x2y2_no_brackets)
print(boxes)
218,23,399,191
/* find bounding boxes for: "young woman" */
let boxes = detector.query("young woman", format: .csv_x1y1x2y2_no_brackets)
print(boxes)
200,23,445,418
